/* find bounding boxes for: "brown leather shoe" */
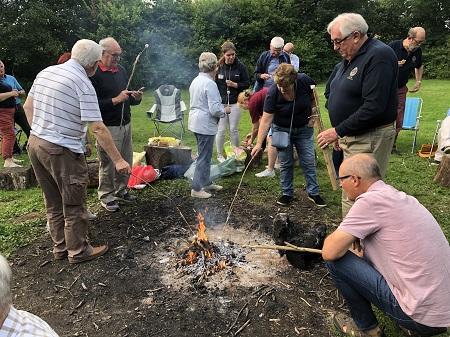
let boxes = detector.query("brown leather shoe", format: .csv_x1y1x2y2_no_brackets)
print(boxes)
53,251,68,260
68,245,109,264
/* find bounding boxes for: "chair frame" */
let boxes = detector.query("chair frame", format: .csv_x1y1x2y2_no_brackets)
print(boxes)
401,97,423,153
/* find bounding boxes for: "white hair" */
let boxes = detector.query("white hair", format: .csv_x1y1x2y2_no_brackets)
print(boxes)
99,37,119,51
198,52,218,73
270,36,285,49
71,39,102,68
0,254,12,310
327,13,369,36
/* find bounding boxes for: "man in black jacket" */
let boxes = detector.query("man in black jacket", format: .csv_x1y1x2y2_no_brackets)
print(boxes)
90,37,143,212
253,37,290,92
317,13,398,217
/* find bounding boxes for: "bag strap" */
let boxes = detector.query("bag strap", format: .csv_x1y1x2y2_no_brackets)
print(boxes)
288,82,296,137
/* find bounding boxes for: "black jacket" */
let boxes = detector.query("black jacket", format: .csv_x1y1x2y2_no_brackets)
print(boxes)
215,58,250,105
254,50,290,89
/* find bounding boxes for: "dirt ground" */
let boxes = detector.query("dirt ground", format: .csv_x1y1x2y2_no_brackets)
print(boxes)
9,184,346,337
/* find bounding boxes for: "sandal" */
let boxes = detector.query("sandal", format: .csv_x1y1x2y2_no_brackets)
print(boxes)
333,313,385,337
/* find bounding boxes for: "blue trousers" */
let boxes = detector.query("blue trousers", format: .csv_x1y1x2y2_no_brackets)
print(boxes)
326,252,447,336
274,124,319,197
192,133,215,191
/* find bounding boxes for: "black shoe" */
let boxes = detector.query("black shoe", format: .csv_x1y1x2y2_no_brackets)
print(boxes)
116,192,137,203
277,195,293,206
391,145,400,155
101,200,120,212
308,194,326,207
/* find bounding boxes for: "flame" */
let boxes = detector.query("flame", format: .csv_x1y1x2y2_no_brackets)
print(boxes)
196,212,208,242
217,260,227,270
186,251,197,264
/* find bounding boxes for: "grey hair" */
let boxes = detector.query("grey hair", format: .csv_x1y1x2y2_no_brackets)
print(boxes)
345,153,381,180
71,39,102,68
0,254,12,310
270,36,284,49
99,37,119,51
198,52,218,73
327,13,369,36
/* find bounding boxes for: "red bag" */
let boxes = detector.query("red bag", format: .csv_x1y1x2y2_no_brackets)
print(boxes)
127,165,159,188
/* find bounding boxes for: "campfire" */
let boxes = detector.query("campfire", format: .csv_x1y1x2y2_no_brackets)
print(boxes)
176,212,246,282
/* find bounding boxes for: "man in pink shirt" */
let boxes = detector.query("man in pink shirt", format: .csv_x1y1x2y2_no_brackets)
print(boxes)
322,153,450,337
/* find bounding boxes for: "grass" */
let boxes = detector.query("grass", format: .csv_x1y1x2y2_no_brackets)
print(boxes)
1,79,449,336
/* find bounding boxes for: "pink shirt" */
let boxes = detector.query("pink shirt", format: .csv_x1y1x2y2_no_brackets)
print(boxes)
339,180,450,327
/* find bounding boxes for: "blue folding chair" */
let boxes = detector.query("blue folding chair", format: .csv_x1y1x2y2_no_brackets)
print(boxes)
402,97,423,153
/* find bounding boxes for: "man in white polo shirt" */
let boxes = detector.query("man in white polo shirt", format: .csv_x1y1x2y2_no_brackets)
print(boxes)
23,39,130,264
322,153,449,337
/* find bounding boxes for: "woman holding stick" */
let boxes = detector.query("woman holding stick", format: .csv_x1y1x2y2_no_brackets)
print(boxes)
0,80,21,168
215,41,249,162
188,52,230,199
251,63,325,207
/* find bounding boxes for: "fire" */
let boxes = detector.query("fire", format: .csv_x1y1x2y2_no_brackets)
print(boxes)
196,212,208,242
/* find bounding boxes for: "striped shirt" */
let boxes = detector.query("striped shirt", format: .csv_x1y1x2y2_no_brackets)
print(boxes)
0,306,59,337
29,59,103,153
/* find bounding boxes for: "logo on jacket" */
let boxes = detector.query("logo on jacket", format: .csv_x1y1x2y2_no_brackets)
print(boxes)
412,56,416,63
347,67,358,80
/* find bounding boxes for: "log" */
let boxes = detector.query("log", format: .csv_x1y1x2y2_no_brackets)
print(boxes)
243,147,263,169
86,159,99,188
144,145,192,169
434,154,450,187
0,166,37,190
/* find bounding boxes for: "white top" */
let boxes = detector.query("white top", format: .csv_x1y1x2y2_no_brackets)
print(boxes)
0,306,59,337
188,72,224,135
29,59,103,153
289,53,300,72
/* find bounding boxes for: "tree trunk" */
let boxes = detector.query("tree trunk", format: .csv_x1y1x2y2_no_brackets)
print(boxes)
144,145,193,169
0,166,37,190
434,154,450,187
86,159,99,188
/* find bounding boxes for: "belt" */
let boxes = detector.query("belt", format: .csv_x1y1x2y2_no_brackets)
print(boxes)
370,122,395,131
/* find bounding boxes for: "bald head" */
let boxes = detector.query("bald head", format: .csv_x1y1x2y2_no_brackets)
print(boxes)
99,37,122,68
340,154,381,180
408,27,426,40
284,42,294,54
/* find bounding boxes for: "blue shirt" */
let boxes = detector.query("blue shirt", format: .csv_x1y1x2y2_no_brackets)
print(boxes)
0,74,23,104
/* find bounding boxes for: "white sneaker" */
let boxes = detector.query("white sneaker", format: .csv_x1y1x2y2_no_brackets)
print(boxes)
217,156,226,163
4,160,22,168
87,211,97,220
204,184,223,191
191,189,212,199
255,169,275,178
13,158,24,163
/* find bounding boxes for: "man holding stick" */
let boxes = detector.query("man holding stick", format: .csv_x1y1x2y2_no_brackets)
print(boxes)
90,37,144,212
24,39,130,264
322,153,450,337
317,13,398,216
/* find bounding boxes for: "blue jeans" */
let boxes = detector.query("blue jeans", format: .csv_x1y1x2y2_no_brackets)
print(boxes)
192,133,215,191
326,252,447,336
274,124,319,197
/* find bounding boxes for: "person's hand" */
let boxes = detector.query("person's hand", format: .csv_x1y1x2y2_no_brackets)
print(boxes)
130,90,143,100
115,159,131,174
409,81,421,92
225,80,237,88
114,90,132,104
260,73,271,80
224,106,231,114
332,140,341,151
11,90,20,97
350,239,364,257
85,143,93,157
251,143,262,157
317,128,338,149
398,59,406,66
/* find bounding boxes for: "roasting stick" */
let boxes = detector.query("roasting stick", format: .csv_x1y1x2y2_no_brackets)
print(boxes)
127,172,194,234
244,243,322,254
310,85,338,190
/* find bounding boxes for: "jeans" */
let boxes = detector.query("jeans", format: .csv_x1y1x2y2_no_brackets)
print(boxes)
192,133,215,191
326,252,447,336
274,124,319,197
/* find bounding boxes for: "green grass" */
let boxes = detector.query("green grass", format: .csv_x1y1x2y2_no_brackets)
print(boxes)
1,80,449,336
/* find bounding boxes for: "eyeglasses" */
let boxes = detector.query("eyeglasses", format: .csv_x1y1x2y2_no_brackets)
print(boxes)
105,51,122,60
411,37,425,45
336,174,361,181
331,32,355,46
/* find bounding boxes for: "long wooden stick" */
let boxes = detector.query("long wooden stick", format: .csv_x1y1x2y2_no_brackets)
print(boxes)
244,244,322,254
310,85,338,190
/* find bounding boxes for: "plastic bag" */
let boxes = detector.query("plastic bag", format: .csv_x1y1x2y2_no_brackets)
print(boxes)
184,157,237,181
148,137,181,147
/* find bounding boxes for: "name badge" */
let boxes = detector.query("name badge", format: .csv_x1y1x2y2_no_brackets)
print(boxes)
218,74,224,80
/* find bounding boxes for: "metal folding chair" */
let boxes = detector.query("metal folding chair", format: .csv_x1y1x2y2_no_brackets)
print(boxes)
402,97,423,153
147,85,186,140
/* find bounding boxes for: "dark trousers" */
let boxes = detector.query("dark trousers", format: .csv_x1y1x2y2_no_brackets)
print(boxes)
13,104,31,153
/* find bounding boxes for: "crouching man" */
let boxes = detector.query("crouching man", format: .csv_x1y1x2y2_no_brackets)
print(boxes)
322,153,450,337
24,39,130,264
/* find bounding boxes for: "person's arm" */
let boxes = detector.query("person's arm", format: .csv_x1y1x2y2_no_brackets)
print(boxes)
207,82,226,117
410,65,424,92
0,91,18,102
254,53,269,83
322,229,357,261
250,112,273,156
89,121,130,174
23,95,34,126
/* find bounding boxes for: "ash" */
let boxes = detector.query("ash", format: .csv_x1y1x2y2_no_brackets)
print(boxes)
177,240,248,282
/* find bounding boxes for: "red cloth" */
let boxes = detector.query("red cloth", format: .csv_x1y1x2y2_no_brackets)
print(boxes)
98,63,119,73
127,165,158,188
248,87,268,124
0,107,15,159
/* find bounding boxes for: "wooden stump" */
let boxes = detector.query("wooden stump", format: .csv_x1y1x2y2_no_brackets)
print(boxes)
0,166,37,190
144,145,192,169
86,159,99,188
434,154,450,187
243,147,263,169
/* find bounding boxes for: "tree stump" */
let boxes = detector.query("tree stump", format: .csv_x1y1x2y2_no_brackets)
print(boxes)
243,147,263,169
86,159,99,188
144,145,193,169
0,166,37,190
434,154,450,187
